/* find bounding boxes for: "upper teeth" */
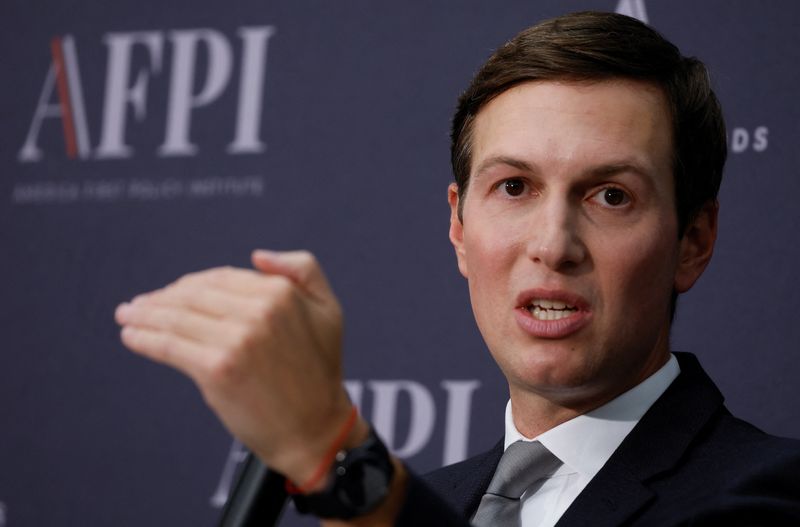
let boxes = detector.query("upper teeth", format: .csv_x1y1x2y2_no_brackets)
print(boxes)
528,300,578,321
531,299,574,310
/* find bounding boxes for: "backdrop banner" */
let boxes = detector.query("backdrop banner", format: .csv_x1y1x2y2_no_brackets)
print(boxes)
2,1,798,525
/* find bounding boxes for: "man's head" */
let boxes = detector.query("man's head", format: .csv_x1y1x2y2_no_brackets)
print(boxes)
451,11,726,238
446,12,722,415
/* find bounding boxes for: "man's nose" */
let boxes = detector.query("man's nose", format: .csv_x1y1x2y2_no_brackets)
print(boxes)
525,198,587,272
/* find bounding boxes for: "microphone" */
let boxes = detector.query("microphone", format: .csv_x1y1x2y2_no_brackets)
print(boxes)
217,452,289,527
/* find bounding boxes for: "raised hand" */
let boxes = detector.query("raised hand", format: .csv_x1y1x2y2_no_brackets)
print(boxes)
114,249,358,486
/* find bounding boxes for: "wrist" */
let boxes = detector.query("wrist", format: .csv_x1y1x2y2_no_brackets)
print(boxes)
283,399,362,493
308,416,370,490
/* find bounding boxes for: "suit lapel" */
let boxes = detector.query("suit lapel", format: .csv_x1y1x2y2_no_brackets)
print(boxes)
446,439,504,517
555,353,725,526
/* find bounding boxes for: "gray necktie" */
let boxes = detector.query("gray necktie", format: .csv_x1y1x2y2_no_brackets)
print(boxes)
472,440,562,527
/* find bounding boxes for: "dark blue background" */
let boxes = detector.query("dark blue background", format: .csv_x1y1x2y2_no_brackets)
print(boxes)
1,1,798,525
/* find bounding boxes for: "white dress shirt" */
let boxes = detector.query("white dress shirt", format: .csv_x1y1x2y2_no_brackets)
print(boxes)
502,354,680,527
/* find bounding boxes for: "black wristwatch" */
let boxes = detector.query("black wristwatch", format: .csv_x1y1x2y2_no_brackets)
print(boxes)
291,426,395,519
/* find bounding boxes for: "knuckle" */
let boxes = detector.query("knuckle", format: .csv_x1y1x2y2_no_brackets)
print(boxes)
266,283,296,314
208,266,234,284
158,309,178,331
250,298,275,321
271,277,295,301
295,251,318,278
229,322,260,353
172,287,193,306
151,333,175,362
160,283,178,298
121,326,140,348
176,270,202,286
207,353,241,386
133,306,154,326
135,306,164,330
133,290,157,306
296,250,316,266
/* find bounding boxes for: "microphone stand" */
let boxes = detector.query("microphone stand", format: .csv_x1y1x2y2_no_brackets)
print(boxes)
217,452,289,527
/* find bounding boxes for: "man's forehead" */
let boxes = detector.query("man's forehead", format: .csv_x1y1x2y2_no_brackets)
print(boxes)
469,79,673,176
474,78,670,124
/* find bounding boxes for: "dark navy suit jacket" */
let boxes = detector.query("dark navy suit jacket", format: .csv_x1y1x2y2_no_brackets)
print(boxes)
396,353,800,526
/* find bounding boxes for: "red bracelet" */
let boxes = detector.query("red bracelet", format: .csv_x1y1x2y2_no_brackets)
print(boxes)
284,406,359,495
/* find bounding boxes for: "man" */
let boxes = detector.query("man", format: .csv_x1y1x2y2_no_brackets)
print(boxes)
115,11,800,526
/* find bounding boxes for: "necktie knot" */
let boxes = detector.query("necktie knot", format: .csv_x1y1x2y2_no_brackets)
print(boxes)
473,440,562,526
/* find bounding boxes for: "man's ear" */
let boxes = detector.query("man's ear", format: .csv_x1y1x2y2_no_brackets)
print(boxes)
448,183,469,278
674,200,718,293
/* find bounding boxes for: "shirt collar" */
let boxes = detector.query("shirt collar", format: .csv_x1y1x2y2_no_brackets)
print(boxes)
504,353,680,479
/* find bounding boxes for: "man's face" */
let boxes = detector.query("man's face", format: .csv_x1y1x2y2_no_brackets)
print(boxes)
449,80,713,409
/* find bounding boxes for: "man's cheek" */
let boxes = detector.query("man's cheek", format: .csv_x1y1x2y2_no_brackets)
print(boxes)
617,252,674,314
482,239,520,273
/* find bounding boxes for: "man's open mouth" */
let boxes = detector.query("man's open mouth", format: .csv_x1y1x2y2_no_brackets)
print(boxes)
526,299,579,321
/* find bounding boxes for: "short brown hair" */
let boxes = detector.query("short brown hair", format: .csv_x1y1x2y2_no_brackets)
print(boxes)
451,11,727,237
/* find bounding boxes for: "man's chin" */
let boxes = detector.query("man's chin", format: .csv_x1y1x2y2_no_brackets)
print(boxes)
509,358,603,396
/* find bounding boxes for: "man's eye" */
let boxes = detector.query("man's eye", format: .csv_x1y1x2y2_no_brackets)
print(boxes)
502,179,526,197
592,187,630,207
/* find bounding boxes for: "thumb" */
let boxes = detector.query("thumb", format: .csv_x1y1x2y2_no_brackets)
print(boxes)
251,249,335,302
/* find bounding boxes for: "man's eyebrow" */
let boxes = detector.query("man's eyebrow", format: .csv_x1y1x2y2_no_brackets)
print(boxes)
473,156,536,179
586,161,656,183
473,156,659,188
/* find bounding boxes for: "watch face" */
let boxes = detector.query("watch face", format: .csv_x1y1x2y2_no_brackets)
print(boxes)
338,452,391,511
292,429,394,519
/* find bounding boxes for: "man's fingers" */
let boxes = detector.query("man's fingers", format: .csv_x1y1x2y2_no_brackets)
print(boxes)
116,302,242,347
132,282,268,323
251,249,335,302
120,325,210,378
172,266,295,301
